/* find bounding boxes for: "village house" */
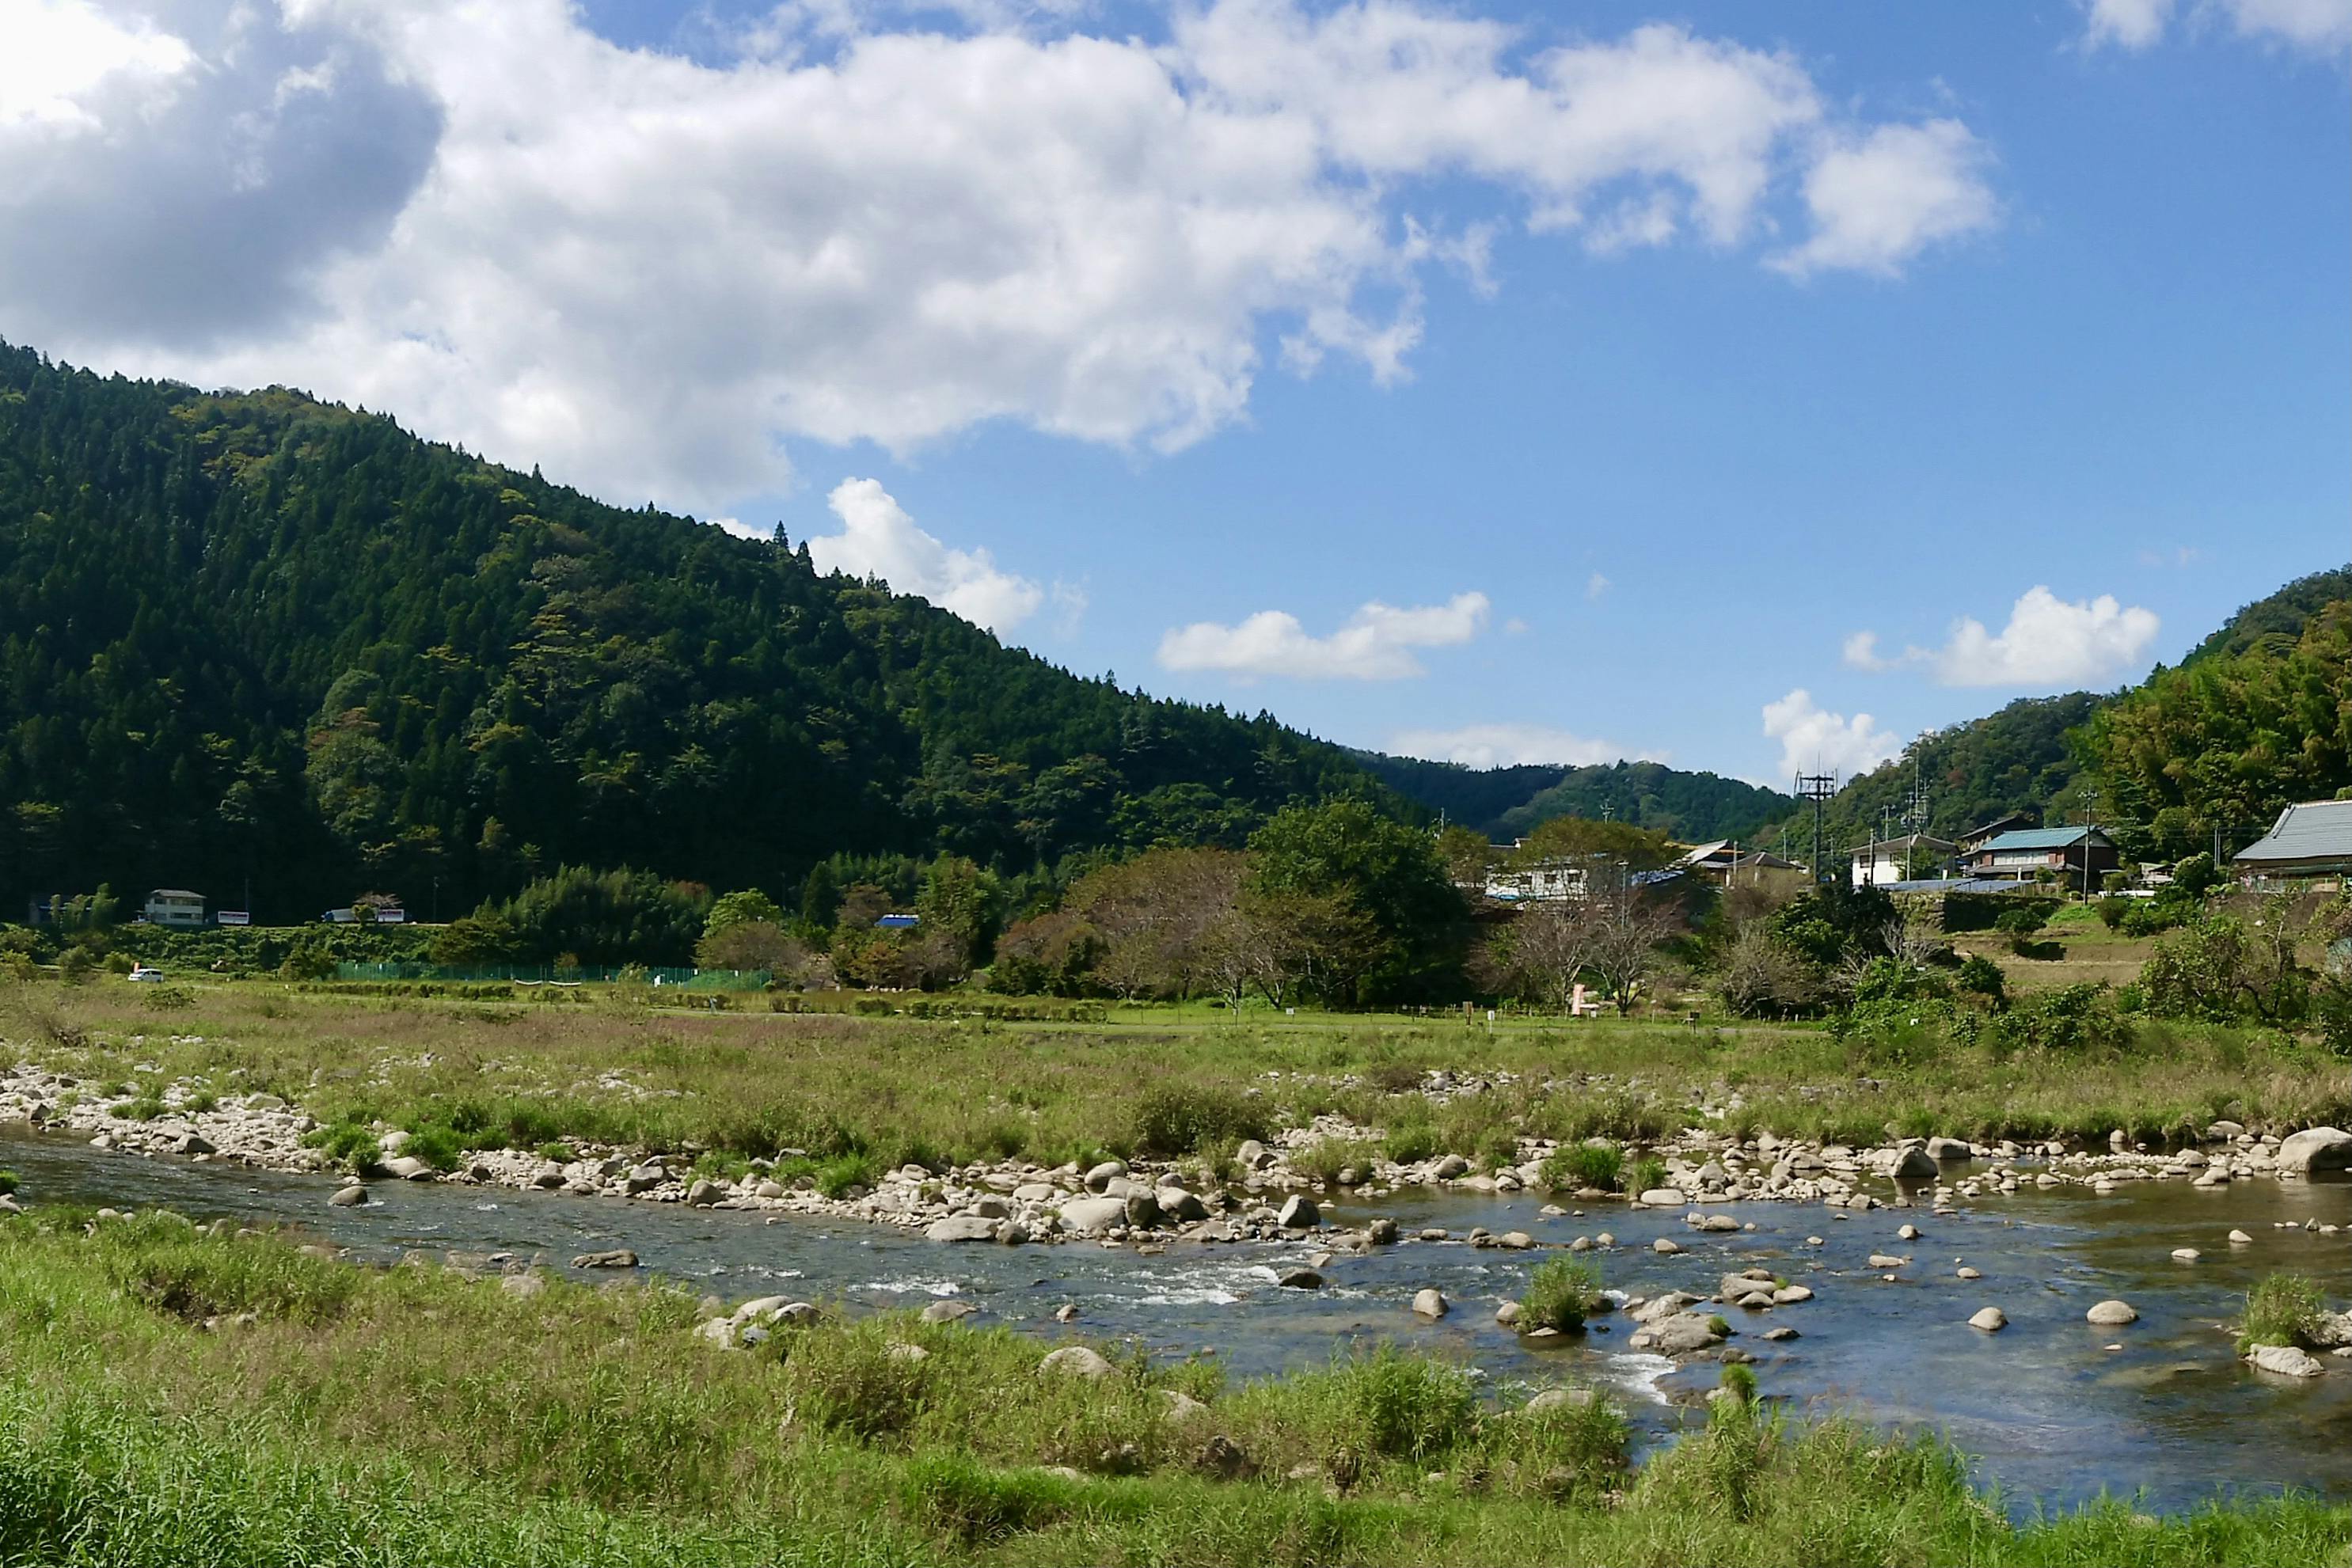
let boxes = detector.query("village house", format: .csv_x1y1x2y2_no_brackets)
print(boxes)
141,888,206,927
1845,832,1955,888
2232,799,2352,888
1963,825,2119,884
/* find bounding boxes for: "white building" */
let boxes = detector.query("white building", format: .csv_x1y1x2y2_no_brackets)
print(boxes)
1847,833,1953,888
1482,858,1589,903
142,889,206,927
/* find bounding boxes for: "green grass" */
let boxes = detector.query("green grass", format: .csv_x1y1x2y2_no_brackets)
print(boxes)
1625,1154,1668,1196
3,978,2349,1188
1519,1257,1602,1335
2238,1274,2328,1353
1538,1141,1622,1192
0,1211,2340,1566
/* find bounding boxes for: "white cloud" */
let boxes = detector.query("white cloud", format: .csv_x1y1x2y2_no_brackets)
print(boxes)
1845,586,2160,689
1586,571,1611,600
2,1,2001,515
1762,689,1904,780
1157,590,1489,680
1389,722,1663,769
1774,119,1997,279
804,478,1043,633
2085,0,2178,47
2083,0,2352,51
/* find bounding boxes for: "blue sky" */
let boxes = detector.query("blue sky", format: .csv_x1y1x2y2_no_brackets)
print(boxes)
6,0,2346,784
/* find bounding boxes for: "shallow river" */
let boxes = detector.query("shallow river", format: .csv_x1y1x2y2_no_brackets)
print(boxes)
4,1125,2348,1516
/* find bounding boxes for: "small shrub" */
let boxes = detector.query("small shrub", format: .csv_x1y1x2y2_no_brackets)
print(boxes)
181,1089,218,1115
2238,1273,2327,1353
536,1141,577,1164
1626,1154,1666,1195
1383,1117,1441,1164
0,1170,17,1196
2096,898,2130,930
1335,1346,1478,1463
1540,1141,1622,1192
779,1321,931,1441
304,1118,383,1172
1130,1084,1267,1157
1956,954,2005,1002
815,1150,882,1198
139,983,196,1011
401,1125,465,1171
1290,1138,1378,1187
1719,1362,1758,1407
1521,1256,1600,1334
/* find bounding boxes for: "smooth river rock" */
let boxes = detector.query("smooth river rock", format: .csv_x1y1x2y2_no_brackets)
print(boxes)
1412,1288,1449,1319
2248,1344,2326,1378
328,1184,368,1207
925,1215,1001,1243
571,1249,638,1269
2086,1300,2139,1326
1969,1306,2008,1332
1056,1196,1129,1234
1039,1346,1115,1380
2277,1127,2352,1175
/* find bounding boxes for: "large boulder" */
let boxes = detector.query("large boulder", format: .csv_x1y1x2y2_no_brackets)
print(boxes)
1156,1187,1209,1223
1629,1312,1726,1355
2248,1344,2326,1378
1057,1196,1129,1234
386,1156,434,1181
1637,1187,1686,1206
1083,1160,1128,1192
328,1184,369,1208
925,1215,1001,1243
2277,1127,2352,1175
1889,1147,1940,1179
1277,1194,1320,1230
1123,1190,1165,1229
1039,1346,1115,1380
2085,1300,2138,1326
1412,1288,1449,1319
571,1249,639,1269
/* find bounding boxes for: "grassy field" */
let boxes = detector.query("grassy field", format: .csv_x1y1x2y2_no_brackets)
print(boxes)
5,977,2348,1182
0,1209,2341,1567
1978,905,2164,994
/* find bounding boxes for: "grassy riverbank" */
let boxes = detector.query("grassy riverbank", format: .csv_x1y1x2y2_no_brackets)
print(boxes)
6,978,2350,1179
0,1210,2341,1567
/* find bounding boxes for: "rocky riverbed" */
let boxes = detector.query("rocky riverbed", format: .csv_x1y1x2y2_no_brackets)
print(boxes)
5,1061,2348,1268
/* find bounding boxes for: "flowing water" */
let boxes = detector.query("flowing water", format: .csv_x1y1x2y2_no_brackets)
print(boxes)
4,1124,2348,1516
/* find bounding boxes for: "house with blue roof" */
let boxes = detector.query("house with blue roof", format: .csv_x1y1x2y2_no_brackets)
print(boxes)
1962,824,2119,884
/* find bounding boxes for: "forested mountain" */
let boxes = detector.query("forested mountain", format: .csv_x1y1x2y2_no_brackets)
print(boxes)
1788,693,2105,857
1355,754,1793,844
1792,566,2352,868
2182,567,2352,666
0,344,1408,918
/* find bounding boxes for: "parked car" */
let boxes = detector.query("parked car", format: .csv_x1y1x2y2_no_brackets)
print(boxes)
127,966,165,983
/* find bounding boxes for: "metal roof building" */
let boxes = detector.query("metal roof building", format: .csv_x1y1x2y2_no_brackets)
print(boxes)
2232,799,2352,878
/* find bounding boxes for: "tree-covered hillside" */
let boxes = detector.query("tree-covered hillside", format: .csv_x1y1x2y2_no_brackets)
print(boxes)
0,344,1406,918
1357,754,1793,845
1785,566,2352,869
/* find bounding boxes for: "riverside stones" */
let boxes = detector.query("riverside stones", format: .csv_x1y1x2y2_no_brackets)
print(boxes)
1056,1196,1128,1234
572,1249,638,1268
1628,1312,1726,1355
1969,1306,2008,1332
1412,1288,1449,1319
1638,1187,1687,1206
921,1300,978,1325
1276,1194,1320,1230
2248,1344,2326,1378
328,1183,368,1207
1276,1267,1324,1289
1039,1346,1115,1380
2086,1300,2138,1326
1084,1160,1127,1192
925,1215,1001,1243
2277,1127,2352,1174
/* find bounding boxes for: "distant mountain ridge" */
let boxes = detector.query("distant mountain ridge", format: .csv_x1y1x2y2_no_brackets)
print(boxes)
1355,753,1795,845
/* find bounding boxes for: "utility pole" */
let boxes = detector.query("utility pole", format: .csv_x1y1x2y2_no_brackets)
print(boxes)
1795,770,1838,887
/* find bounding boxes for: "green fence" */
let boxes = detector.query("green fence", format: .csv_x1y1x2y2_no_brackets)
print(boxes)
332,962,772,990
